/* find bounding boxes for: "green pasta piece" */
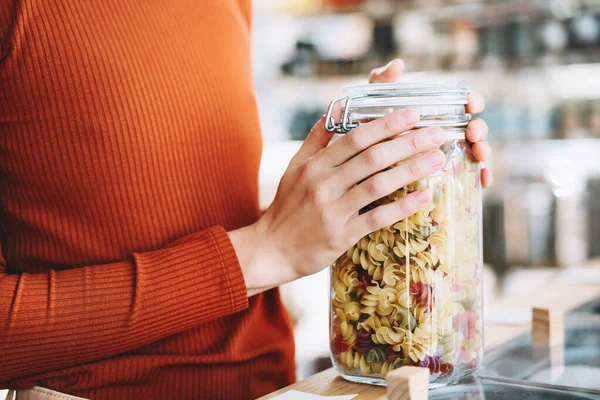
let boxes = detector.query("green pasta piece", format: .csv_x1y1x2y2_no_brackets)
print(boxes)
395,306,417,330
366,347,387,364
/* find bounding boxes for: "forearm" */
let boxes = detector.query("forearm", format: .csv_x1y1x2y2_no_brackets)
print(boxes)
0,226,248,384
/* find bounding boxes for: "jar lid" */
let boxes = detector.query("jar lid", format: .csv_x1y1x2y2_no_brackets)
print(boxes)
325,81,471,133
343,80,469,103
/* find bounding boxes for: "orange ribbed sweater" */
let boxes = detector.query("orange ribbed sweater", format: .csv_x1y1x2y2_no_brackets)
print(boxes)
0,1,295,399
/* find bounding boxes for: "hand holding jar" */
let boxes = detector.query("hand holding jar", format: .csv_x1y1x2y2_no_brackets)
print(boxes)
228,59,490,320
327,63,486,386
368,60,490,187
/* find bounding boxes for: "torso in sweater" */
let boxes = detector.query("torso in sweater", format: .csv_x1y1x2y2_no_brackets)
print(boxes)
0,0,294,398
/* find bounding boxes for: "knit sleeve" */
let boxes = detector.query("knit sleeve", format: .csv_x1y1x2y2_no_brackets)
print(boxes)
235,0,252,30
0,226,248,384
0,0,17,63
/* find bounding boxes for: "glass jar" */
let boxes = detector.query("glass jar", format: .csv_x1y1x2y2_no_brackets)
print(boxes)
327,82,483,387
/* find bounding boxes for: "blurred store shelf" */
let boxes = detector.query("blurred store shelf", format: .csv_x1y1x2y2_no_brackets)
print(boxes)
257,63,600,144
262,63,600,102
254,0,600,76
258,0,600,18
491,138,600,177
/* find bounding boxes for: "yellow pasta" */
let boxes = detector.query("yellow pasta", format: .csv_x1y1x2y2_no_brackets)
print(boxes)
407,238,429,256
376,287,398,316
429,230,448,249
380,360,393,377
393,218,419,235
392,241,408,258
412,250,438,269
340,349,369,373
359,283,381,314
368,241,388,262
332,281,352,308
340,321,357,347
334,256,360,289
382,261,402,286
412,305,432,325
371,326,406,346
343,301,361,322
357,314,392,332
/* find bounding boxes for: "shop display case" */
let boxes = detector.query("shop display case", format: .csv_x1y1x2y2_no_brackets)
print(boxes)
427,378,600,400
477,316,600,395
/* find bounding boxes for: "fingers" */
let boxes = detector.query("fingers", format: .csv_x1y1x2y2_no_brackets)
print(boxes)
369,59,405,84
466,118,490,163
345,189,432,235
338,150,445,218
472,141,491,162
466,116,491,181
466,92,485,114
292,116,336,164
319,108,420,167
466,118,488,143
481,168,493,188
336,126,445,189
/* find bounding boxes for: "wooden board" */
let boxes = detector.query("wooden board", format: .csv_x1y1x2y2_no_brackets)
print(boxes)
259,368,387,400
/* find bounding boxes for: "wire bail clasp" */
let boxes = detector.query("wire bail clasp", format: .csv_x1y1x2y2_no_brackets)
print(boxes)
324,96,363,134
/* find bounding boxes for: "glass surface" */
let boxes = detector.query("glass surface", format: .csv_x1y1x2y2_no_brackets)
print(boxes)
341,81,471,129
478,317,600,395
328,82,483,387
348,104,470,129
342,81,470,99
428,380,600,400
571,298,600,316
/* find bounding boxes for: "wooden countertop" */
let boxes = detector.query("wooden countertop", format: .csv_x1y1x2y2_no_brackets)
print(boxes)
259,267,600,400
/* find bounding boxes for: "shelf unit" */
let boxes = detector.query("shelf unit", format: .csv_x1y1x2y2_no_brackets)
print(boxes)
256,63,600,142
260,0,600,18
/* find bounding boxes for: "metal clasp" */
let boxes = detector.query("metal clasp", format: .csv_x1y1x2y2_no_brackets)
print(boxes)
324,95,364,134
324,92,472,134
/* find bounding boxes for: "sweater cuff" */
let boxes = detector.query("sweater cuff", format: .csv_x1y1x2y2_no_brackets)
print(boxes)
133,226,249,327
208,226,249,315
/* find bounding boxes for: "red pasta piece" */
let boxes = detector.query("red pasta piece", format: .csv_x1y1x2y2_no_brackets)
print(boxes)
385,345,401,362
355,329,372,355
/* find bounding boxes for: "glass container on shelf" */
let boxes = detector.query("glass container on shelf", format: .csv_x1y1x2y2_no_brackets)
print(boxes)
427,378,600,400
478,316,600,395
326,82,483,387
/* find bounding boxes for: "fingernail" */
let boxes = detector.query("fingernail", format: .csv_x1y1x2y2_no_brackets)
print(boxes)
401,109,419,125
427,127,445,145
415,189,431,204
374,61,393,76
426,151,445,166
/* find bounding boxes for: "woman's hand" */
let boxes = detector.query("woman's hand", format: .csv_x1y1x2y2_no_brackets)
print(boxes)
233,113,446,296
370,59,492,187
230,59,491,297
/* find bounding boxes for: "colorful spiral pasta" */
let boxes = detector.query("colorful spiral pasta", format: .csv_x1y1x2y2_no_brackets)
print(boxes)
330,139,482,385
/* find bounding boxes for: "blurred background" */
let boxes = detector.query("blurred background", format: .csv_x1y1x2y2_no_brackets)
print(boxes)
250,0,600,381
